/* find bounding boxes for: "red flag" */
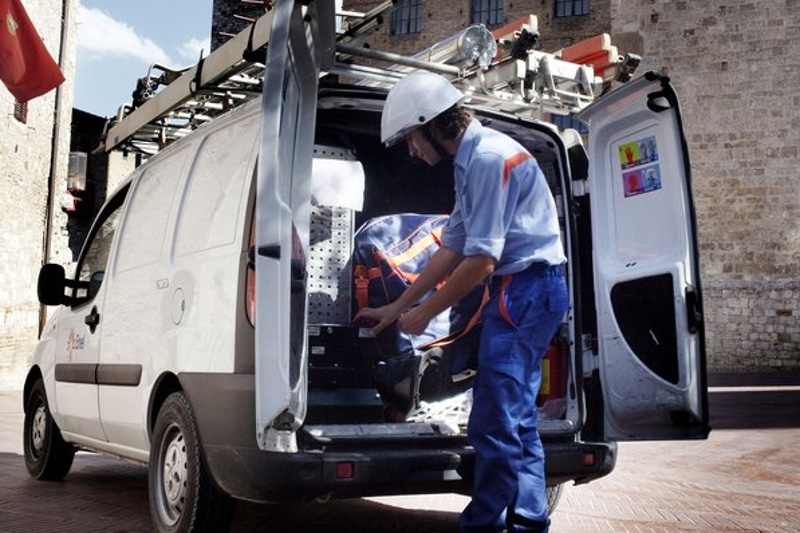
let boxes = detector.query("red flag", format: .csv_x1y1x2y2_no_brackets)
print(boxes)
0,0,65,102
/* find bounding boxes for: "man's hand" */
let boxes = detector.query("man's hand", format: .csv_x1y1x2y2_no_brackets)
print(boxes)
353,303,402,336
397,307,433,335
352,247,470,338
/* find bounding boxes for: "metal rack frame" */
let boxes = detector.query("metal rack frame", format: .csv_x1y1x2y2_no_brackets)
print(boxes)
103,2,633,156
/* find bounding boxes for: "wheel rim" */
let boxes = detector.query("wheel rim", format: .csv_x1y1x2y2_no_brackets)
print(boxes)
156,422,188,526
30,402,47,459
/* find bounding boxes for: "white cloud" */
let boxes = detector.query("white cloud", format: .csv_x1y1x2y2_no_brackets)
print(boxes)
178,37,211,64
77,6,172,67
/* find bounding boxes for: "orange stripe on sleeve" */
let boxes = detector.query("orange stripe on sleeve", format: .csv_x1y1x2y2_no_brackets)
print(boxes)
502,152,533,187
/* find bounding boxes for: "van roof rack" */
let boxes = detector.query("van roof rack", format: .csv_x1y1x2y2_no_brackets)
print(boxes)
103,3,638,156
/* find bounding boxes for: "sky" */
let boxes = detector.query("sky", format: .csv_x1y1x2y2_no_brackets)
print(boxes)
74,0,213,118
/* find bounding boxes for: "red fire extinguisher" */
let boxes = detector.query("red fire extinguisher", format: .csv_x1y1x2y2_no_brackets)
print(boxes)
537,336,567,407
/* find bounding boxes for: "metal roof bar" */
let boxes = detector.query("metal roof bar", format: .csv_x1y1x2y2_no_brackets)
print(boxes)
335,43,461,76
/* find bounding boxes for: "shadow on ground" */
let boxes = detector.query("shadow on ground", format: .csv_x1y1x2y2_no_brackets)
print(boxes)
0,452,459,532
709,389,800,430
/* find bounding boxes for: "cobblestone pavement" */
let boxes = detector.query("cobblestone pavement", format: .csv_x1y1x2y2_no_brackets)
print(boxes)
1,373,798,532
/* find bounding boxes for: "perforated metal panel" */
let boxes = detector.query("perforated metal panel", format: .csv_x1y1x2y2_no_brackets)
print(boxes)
307,146,359,324
308,205,353,323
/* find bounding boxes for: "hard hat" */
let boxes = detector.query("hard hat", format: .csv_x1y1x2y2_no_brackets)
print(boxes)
381,71,466,146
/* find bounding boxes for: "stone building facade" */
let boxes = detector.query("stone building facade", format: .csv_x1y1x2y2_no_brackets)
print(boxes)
211,0,271,51
0,0,78,389
341,0,800,372
608,1,799,371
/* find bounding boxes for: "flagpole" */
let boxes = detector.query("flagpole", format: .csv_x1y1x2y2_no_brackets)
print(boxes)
39,0,74,337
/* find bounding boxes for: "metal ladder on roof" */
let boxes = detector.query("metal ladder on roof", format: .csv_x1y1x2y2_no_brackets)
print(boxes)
102,1,638,156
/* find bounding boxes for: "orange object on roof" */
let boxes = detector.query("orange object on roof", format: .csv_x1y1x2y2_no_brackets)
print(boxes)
559,34,621,81
491,15,537,40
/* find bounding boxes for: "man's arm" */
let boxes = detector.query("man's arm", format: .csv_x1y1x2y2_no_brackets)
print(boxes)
354,246,464,335
398,253,494,335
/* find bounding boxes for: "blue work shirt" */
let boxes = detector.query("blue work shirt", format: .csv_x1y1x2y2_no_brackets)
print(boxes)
440,119,566,276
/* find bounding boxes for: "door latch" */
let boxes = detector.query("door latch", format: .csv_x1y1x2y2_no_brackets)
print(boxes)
84,305,100,334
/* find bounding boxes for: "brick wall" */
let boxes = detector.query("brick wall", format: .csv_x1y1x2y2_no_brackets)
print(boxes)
341,0,800,371
343,0,612,55
704,280,800,371
609,0,800,371
0,0,77,389
211,0,270,50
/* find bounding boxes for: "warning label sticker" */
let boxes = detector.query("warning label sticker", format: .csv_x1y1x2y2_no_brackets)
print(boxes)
619,135,662,197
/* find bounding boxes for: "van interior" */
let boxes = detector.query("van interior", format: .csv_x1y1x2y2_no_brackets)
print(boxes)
247,87,579,434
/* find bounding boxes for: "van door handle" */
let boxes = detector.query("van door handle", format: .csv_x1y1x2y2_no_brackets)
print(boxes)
258,244,281,259
84,305,100,334
685,288,702,334
291,259,306,294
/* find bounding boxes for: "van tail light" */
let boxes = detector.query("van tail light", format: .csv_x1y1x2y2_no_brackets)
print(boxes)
246,219,256,325
336,461,354,479
246,265,256,325
583,452,596,467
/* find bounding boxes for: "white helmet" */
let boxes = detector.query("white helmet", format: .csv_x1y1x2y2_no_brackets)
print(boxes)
381,71,466,146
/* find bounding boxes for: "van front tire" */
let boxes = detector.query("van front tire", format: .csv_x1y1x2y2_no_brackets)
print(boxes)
24,379,75,480
149,392,235,533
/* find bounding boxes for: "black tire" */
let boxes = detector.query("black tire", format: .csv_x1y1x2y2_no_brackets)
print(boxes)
23,378,76,480
546,483,565,516
149,392,235,533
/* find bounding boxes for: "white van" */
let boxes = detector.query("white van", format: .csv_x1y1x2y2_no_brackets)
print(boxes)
24,3,709,532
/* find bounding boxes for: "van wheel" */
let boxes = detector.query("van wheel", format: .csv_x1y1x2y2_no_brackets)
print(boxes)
24,379,76,480
546,483,565,515
149,392,235,533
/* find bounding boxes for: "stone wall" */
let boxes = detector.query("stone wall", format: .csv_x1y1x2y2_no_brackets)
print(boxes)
211,0,270,50
0,0,78,389
609,0,800,371
342,0,612,55
704,280,800,371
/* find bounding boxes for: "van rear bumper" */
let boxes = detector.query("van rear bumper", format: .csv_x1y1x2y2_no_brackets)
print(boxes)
202,438,616,502
180,372,616,502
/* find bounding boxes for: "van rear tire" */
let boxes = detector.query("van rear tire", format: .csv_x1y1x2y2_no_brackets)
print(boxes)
149,391,235,533
24,378,75,480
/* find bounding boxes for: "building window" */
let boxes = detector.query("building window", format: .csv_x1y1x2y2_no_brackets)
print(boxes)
14,101,28,124
555,0,590,17
471,0,504,26
552,114,588,134
392,0,423,35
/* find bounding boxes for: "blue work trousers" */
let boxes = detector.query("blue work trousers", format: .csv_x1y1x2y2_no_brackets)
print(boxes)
460,264,568,533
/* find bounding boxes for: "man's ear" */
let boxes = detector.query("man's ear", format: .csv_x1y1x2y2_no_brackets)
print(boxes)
425,120,444,142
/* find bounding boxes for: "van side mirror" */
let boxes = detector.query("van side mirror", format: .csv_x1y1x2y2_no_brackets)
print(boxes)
37,264,68,306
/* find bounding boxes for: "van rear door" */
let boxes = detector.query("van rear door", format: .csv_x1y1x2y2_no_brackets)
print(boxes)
254,1,335,451
578,72,710,441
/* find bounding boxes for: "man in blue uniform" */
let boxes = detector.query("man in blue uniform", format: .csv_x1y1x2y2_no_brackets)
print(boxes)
355,72,568,533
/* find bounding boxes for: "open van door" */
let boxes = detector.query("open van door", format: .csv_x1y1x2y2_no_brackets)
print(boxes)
578,72,710,441
254,1,335,451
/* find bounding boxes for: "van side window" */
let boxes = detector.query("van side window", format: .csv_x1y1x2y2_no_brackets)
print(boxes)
174,116,258,256
73,191,126,305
